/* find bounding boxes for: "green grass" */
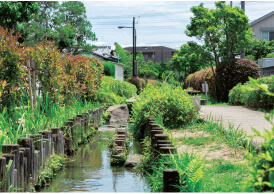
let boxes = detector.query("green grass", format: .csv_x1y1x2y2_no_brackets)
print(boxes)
200,161,249,192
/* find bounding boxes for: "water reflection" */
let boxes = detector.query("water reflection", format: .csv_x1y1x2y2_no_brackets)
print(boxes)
41,132,149,192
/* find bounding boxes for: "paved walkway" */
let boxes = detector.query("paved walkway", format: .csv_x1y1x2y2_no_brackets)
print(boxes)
199,105,273,143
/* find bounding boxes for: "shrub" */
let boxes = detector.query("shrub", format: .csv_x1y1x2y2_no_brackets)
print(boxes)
216,59,260,102
100,76,137,99
228,75,274,110
126,76,146,94
185,67,216,98
94,91,126,108
103,62,115,77
228,83,247,106
132,82,197,139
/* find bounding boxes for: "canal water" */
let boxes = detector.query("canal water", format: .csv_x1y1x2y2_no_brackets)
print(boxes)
41,131,150,192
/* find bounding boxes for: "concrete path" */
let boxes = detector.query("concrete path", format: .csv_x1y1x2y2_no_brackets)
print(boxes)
199,105,273,143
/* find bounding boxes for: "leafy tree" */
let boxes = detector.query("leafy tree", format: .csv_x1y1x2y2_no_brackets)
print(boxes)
171,41,210,81
186,1,253,100
245,39,274,61
53,1,97,54
19,1,59,45
0,1,39,31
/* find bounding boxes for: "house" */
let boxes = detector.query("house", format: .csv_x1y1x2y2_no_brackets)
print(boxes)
250,11,274,76
89,46,124,81
124,46,176,63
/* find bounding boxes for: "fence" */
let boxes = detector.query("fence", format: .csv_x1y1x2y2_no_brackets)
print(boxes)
0,106,104,192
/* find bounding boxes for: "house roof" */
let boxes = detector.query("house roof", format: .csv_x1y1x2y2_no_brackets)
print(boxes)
124,46,176,53
250,11,274,26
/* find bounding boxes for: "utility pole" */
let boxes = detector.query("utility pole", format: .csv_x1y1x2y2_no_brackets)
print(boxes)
230,1,232,7
133,17,138,77
241,1,245,58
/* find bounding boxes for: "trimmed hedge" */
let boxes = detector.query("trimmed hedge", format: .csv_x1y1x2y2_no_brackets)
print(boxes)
132,82,197,139
185,67,216,98
103,62,115,77
228,75,274,110
216,59,260,102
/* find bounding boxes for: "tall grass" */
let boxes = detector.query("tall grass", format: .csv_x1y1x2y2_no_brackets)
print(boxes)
0,92,99,151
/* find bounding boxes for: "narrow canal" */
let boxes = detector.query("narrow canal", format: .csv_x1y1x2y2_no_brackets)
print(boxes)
41,130,150,192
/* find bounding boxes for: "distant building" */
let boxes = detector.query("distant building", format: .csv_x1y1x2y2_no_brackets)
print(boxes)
250,12,274,76
124,46,176,63
250,11,274,41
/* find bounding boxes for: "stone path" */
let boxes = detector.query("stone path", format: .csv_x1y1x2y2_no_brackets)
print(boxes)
199,105,273,143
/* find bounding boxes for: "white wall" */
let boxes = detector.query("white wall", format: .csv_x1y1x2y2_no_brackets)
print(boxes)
115,63,124,81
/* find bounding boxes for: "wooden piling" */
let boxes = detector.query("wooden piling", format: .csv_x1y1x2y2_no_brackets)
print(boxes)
2,144,20,189
0,157,7,192
163,169,180,192
2,154,15,190
17,138,34,177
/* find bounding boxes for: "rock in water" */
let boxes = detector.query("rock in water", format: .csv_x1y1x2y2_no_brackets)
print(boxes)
106,104,129,123
125,154,143,167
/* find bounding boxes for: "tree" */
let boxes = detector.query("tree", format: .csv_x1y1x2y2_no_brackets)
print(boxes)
185,1,253,100
114,42,132,79
19,1,59,45
171,41,211,81
245,39,274,62
0,1,39,31
53,1,97,54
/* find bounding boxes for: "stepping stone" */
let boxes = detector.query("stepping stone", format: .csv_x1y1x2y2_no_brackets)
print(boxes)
125,154,143,167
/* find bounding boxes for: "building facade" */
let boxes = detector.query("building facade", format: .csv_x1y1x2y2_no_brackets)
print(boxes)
250,11,274,76
124,46,176,63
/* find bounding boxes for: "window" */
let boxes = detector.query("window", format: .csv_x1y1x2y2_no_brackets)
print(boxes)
262,32,268,40
262,31,274,41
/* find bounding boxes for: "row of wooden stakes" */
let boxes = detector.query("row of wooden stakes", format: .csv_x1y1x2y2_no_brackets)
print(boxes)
0,106,104,192
146,116,180,192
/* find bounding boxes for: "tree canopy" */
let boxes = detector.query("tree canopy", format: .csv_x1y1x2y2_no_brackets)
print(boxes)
20,1,96,54
186,1,253,66
0,1,39,31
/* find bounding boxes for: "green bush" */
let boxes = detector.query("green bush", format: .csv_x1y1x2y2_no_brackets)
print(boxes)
132,82,197,139
103,62,115,77
216,59,260,102
228,83,248,106
100,76,137,98
126,76,147,94
94,91,126,108
95,76,137,107
228,75,274,110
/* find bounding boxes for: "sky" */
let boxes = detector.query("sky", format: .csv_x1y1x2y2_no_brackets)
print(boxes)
83,1,274,50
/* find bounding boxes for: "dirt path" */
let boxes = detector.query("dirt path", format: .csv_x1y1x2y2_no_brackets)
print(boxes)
169,130,246,163
199,105,273,143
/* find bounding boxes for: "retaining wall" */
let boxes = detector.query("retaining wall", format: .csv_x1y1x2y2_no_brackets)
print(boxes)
0,106,104,192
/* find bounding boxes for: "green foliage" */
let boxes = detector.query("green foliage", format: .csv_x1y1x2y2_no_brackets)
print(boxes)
132,82,197,139
245,77,274,191
95,76,138,109
114,42,133,79
228,75,274,110
266,53,274,58
137,137,203,192
216,59,260,102
186,2,253,65
36,153,66,188
0,2,39,31
21,1,96,54
126,76,146,94
171,41,211,81
139,60,159,79
185,67,216,98
103,62,115,77
245,39,274,61
99,76,137,98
